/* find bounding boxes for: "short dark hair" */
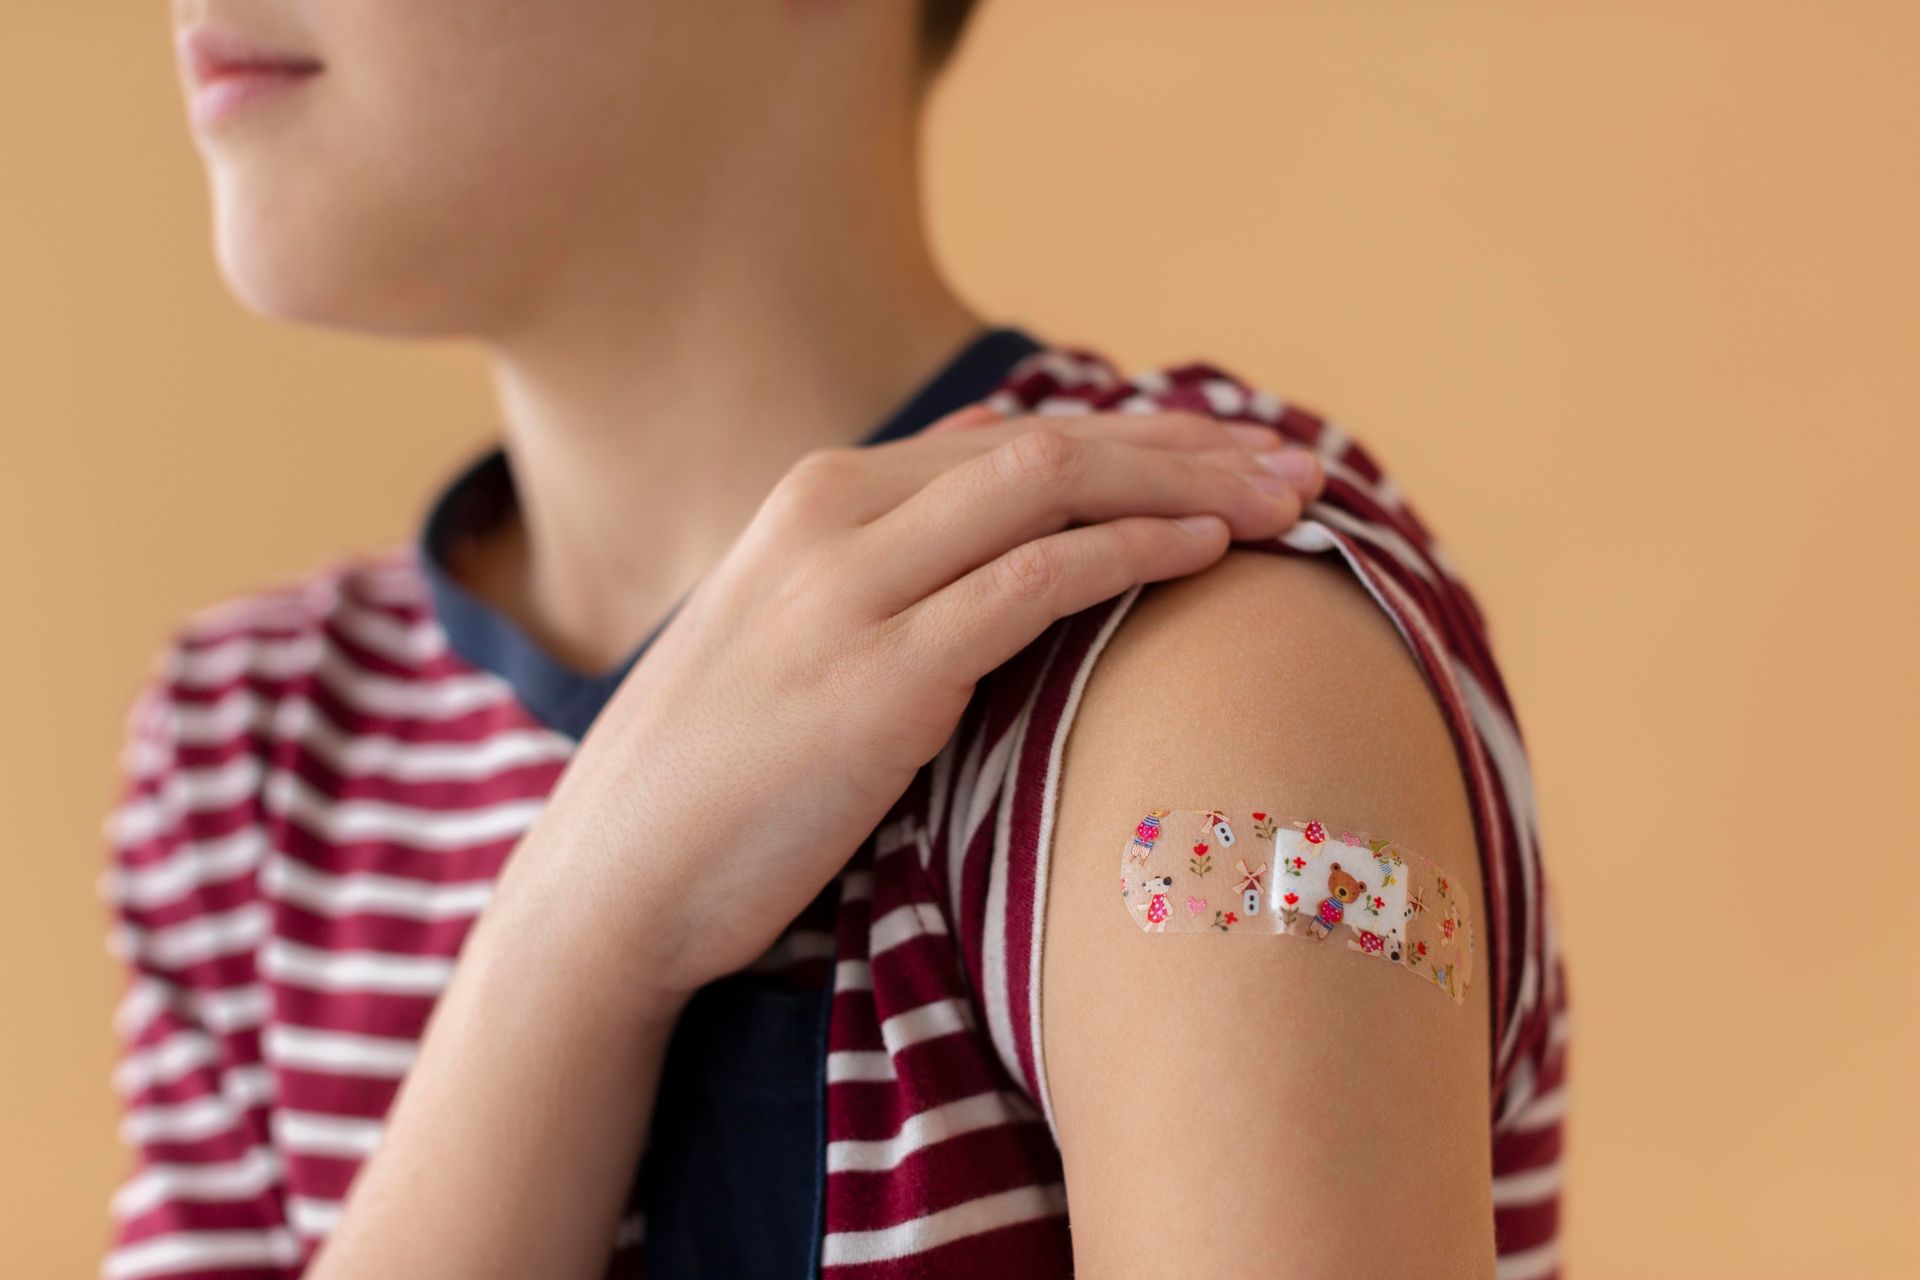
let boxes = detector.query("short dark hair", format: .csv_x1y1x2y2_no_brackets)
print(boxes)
920,0,981,70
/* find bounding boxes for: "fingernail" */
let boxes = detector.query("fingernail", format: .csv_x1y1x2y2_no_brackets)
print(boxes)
1175,514,1227,537
1256,448,1321,490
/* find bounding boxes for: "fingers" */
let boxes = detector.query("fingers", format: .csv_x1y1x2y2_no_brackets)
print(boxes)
838,409,1303,524
851,428,1319,611
896,513,1234,686
1184,443,1326,504
920,402,1005,434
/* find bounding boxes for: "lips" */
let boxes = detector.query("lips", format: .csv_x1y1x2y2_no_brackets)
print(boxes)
177,24,322,129
177,24,323,87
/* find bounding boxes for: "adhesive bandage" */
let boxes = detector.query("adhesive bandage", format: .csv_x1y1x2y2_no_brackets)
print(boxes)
1119,808,1474,1004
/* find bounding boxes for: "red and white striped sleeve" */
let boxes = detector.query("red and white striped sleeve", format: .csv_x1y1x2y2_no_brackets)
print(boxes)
953,350,1565,1275
96,646,302,1280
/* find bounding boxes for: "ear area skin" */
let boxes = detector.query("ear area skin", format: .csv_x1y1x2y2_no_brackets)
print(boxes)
1041,549,1496,1277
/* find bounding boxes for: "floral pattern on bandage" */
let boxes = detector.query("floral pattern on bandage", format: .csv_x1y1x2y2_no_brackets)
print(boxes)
1119,808,1475,1004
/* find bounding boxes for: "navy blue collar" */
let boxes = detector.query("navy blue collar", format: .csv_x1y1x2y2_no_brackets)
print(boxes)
417,324,1044,740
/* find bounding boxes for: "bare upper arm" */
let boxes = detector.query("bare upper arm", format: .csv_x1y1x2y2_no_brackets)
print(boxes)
1040,547,1496,1276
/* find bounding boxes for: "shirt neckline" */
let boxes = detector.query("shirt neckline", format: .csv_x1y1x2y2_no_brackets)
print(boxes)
416,324,1045,740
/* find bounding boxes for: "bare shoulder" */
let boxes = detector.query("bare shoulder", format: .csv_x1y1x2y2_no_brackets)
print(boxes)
1040,547,1495,1276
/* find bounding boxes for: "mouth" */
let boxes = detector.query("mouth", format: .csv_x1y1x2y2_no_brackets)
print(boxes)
177,24,324,129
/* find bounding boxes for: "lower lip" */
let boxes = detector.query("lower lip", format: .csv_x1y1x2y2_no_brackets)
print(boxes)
190,66,321,130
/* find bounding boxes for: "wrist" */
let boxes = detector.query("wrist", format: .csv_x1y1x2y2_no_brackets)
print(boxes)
479,820,699,1033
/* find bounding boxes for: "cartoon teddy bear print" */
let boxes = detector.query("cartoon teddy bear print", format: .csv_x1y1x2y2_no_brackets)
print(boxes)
1307,862,1368,941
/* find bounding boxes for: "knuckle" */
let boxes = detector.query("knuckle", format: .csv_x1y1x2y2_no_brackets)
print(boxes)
994,540,1061,603
792,445,856,486
993,427,1078,488
764,447,851,520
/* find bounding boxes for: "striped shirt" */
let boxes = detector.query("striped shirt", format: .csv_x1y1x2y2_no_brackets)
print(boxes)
99,327,1568,1279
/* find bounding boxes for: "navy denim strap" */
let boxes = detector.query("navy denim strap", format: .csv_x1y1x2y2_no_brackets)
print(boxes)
635,972,837,1277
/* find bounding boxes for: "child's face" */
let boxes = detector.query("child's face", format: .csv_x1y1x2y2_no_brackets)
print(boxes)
174,1,859,337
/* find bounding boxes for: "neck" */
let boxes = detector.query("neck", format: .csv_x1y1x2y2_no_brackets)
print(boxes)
467,100,982,675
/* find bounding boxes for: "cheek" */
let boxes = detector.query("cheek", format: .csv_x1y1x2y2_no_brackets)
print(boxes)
327,0,674,202
209,0,670,327
343,2,620,157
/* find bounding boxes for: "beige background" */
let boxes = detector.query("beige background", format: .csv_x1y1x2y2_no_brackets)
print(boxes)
5,3,1916,1276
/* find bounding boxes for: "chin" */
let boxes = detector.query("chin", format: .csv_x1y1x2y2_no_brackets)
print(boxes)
207,191,486,338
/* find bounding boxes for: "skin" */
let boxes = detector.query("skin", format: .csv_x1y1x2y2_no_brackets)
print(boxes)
173,0,983,668
294,409,1322,1280
159,0,1490,1274
1043,549,1497,1275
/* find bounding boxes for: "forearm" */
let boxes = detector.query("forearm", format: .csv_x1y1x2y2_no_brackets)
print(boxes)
305,825,685,1280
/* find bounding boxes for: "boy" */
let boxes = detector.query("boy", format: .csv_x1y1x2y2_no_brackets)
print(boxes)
109,3,1566,1276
